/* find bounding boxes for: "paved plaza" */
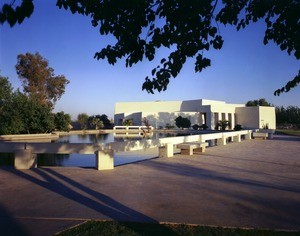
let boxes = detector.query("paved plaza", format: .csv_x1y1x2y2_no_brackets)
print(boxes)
0,135,300,235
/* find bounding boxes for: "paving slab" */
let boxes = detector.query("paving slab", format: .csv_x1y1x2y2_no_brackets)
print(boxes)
0,135,300,235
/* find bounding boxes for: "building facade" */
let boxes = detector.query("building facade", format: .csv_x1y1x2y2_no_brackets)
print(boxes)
114,99,276,130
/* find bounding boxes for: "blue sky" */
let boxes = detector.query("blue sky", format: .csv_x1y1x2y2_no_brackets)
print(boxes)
1,1,299,120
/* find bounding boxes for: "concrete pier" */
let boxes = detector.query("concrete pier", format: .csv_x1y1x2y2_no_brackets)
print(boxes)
95,150,114,170
14,149,37,169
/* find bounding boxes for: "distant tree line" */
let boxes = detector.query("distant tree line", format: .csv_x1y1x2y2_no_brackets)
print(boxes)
75,113,113,130
276,106,300,129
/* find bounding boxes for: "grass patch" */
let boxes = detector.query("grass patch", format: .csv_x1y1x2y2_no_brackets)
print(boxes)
56,220,300,236
276,129,300,137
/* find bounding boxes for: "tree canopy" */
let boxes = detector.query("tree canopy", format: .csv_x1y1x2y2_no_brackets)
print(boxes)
175,116,191,129
1,1,299,95
54,111,71,132
0,76,55,134
16,52,69,108
0,69,70,134
77,113,89,130
246,98,272,107
0,74,13,111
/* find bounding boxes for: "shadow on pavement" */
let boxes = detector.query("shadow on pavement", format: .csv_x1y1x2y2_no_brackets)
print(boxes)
0,204,30,236
2,168,179,235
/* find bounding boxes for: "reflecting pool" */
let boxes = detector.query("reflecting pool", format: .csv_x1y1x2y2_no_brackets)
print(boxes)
38,132,181,167
1,132,191,167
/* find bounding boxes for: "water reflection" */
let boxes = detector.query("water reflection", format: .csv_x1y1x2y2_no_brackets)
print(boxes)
38,153,71,166
55,133,114,144
0,132,193,167
88,133,110,143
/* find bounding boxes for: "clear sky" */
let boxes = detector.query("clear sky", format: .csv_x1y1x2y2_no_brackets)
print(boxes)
1,1,299,120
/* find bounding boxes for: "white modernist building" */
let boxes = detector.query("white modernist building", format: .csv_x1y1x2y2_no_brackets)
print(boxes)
114,99,276,130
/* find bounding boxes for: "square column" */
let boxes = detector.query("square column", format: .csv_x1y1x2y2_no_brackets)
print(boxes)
199,113,203,125
159,143,174,158
14,149,37,169
228,113,235,129
245,131,252,140
206,112,213,130
223,113,228,121
95,150,114,170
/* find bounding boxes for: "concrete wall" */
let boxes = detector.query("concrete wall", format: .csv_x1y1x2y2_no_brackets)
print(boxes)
114,99,275,130
236,107,259,129
115,100,186,114
236,106,276,129
115,99,244,114
114,113,125,126
259,106,276,129
143,112,200,128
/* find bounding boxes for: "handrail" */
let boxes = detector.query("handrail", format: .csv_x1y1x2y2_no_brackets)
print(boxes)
113,126,154,130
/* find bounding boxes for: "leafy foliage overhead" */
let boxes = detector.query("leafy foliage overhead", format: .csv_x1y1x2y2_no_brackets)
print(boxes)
1,0,299,95
0,0,34,26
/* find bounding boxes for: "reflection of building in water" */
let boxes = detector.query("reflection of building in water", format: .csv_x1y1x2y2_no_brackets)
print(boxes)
114,99,276,130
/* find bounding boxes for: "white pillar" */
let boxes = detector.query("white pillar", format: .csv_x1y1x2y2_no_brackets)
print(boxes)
14,149,37,169
245,130,252,140
231,113,235,129
95,150,114,170
224,113,228,121
158,143,174,158
207,112,213,129
216,113,222,130
199,113,203,125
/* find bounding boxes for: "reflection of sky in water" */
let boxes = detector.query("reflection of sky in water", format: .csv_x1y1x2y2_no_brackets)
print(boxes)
38,152,157,167
1,133,188,167
38,133,161,167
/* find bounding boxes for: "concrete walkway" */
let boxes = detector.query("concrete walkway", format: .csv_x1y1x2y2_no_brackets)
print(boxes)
0,135,300,235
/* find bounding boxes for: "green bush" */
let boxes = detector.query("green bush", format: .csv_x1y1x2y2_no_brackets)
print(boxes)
234,124,243,131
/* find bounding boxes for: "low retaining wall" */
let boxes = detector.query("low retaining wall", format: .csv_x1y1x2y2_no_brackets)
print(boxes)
0,133,59,141
0,130,253,170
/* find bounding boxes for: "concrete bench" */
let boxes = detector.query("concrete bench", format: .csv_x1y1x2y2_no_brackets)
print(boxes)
176,142,208,155
253,132,268,140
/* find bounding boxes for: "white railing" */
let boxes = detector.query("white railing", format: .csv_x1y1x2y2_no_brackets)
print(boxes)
158,130,252,146
113,126,154,131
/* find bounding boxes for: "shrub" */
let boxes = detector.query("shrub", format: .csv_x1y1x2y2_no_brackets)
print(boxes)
192,124,200,130
234,124,243,131
165,123,174,129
